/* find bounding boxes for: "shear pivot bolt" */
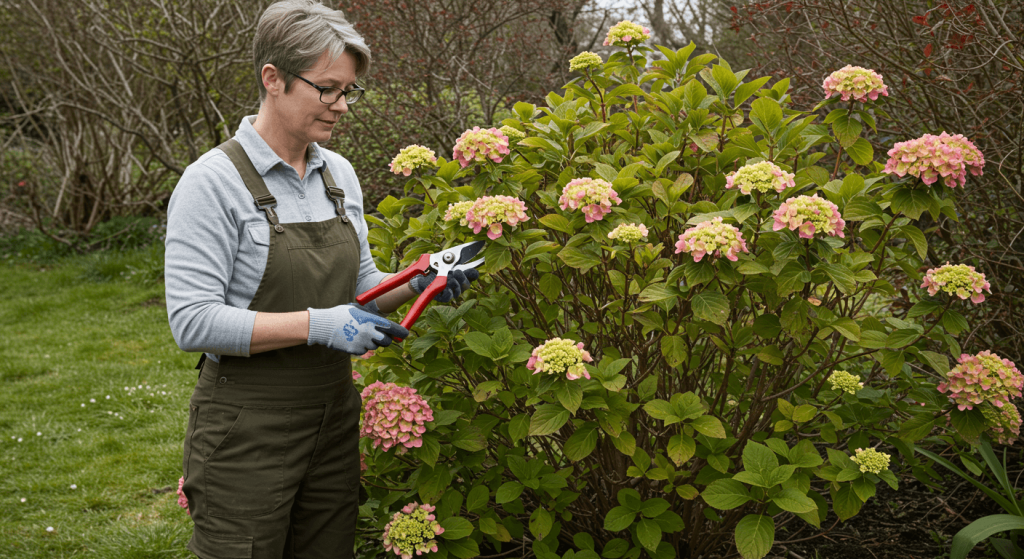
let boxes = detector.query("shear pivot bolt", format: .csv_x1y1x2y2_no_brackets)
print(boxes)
443,253,455,264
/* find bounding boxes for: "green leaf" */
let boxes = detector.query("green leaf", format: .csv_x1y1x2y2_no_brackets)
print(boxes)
555,381,583,414
668,434,696,466
529,507,554,540
463,332,495,358
450,426,487,452
831,484,863,521
950,407,987,444
942,310,970,335
530,405,570,436
750,97,783,133
742,442,779,478
899,414,936,442
661,336,688,368
899,225,928,259
644,400,679,423
821,263,857,294
539,213,573,234
891,187,933,220
692,291,730,326
734,515,775,559
771,488,818,514
602,539,630,559
604,506,637,532
439,517,474,540
845,138,874,165
564,424,599,461
832,115,862,148
496,481,525,504
639,282,679,303
466,485,489,512
951,516,1024,559
735,76,771,106
753,314,782,338
919,351,950,375
509,414,529,443
637,518,663,553
791,404,817,423
443,537,480,559
702,479,752,510
691,415,727,438
539,274,562,301
830,317,861,342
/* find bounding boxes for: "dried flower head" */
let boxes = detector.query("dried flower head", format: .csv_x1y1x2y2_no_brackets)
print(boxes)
938,351,1023,411
608,223,649,244
851,447,891,474
569,51,603,72
443,201,474,226
822,65,889,102
499,125,526,142
176,476,190,516
725,161,795,195
389,145,438,176
772,194,846,239
981,405,1021,446
559,178,622,223
452,127,510,168
675,217,748,262
382,502,444,559
360,382,434,454
921,263,991,304
603,20,651,47
884,132,985,188
464,195,529,240
828,370,864,395
527,338,594,380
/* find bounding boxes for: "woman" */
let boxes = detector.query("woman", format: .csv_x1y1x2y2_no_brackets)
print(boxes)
164,1,475,557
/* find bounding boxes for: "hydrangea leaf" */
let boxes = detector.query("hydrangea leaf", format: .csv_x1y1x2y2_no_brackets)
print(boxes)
702,478,752,510
734,514,774,559
692,291,730,325
771,488,817,514
637,517,663,552
603,506,637,532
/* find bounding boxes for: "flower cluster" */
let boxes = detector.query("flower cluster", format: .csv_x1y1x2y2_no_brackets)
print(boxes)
499,125,525,143
569,51,603,72
389,145,438,176
828,370,864,395
176,476,190,516
603,20,651,47
921,263,991,304
559,178,622,223
527,338,593,380
464,195,529,240
360,382,434,454
452,127,510,168
938,351,1023,411
772,194,846,239
725,161,795,195
443,201,474,226
382,502,444,559
981,405,1021,446
851,447,891,474
884,132,985,188
822,65,889,102
607,223,649,244
675,217,748,262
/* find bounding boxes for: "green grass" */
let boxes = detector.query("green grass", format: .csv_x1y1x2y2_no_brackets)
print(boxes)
0,247,198,558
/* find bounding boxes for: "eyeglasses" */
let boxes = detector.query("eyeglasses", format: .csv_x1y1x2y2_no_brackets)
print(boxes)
287,71,364,105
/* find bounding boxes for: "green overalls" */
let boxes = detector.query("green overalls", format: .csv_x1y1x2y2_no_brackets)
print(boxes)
181,139,362,559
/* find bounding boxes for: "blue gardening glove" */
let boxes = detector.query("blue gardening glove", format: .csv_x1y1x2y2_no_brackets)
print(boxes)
409,268,479,303
307,304,409,354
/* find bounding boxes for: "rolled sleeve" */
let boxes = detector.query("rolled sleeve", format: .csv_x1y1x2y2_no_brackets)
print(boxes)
164,161,258,357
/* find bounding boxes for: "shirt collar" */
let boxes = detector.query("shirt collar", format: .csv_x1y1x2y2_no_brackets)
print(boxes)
235,115,326,177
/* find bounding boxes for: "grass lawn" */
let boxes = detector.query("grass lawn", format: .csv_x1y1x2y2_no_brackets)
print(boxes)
0,247,198,558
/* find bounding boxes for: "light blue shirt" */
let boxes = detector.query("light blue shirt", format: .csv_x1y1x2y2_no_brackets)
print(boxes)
164,116,388,362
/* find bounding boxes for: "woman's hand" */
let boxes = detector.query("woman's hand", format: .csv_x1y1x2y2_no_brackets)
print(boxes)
409,268,480,303
307,304,409,354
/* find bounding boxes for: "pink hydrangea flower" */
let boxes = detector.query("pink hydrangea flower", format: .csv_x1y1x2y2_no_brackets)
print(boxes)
726,161,795,195
452,127,510,168
382,502,445,559
937,351,1023,411
921,262,991,304
176,476,190,516
772,194,845,239
360,382,434,454
822,65,889,102
603,20,651,47
981,405,1021,446
464,195,529,240
675,217,748,262
360,452,368,472
527,338,593,380
559,178,622,223
884,132,985,188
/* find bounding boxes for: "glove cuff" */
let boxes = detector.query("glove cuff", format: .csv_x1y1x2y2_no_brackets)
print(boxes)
306,307,335,346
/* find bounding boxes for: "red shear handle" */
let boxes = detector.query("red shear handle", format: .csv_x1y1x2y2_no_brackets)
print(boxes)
394,275,448,343
356,253,431,305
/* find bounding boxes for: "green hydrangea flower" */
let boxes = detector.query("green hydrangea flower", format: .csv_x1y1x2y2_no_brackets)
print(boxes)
443,201,474,226
382,502,443,559
828,370,864,395
921,262,991,304
499,125,525,142
569,51,603,72
726,161,795,195
603,20,651,48
389,145,438,176
851,447,891,474
527,338,594,380
608,223,649,244
981,404,1021,446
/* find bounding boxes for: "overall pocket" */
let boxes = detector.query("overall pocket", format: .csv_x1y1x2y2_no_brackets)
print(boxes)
182,404,200,479
204,405,290,518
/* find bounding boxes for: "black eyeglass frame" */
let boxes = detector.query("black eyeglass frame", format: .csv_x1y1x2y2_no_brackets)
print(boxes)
286,71,364,105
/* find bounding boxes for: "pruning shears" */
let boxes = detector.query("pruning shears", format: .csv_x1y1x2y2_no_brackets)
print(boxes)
356,240,486,341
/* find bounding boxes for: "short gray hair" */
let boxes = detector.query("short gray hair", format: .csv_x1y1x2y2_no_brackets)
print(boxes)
253,0,371,103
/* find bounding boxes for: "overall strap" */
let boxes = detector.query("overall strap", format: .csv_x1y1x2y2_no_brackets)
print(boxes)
217,138,284,233
320,164,349,224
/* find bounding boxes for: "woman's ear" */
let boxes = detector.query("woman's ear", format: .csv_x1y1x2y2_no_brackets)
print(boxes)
261,64,284,98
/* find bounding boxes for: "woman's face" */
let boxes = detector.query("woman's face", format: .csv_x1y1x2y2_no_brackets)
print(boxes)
270,50,357,146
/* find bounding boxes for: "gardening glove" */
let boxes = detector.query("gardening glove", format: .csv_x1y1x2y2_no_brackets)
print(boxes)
307,304,409,355
409,268,480,303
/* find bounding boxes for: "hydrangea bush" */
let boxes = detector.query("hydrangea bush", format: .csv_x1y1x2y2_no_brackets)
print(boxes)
353,30,1013,559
